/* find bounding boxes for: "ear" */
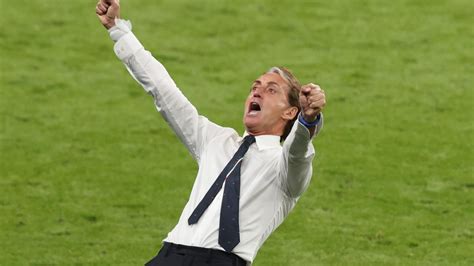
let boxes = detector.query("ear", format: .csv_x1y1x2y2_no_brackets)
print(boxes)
281,106,299,121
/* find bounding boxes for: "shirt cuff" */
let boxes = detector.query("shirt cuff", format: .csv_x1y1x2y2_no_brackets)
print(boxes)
108,18,132,42
109,21,143,61
296,113,323,139
298,113,321,128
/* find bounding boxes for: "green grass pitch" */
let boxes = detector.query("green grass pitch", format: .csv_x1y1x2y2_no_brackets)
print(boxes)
1,0,473,265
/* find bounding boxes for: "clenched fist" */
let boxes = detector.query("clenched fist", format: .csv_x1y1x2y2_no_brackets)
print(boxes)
96,0,120,29
299,83,326,123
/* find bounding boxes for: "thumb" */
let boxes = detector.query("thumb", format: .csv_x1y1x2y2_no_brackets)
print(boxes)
106,0,120,18
108,0,119,9
299,87,311,99
301,86,311,96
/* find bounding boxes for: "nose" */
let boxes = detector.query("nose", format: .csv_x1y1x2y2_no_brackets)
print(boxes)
252,87,262,98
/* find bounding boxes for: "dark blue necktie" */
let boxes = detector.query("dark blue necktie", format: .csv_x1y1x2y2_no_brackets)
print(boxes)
188,135,256,252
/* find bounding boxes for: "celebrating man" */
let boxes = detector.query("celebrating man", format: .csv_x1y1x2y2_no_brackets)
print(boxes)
96,0,326,265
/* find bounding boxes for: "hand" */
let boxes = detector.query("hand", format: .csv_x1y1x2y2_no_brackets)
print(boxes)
96,0,120,29
299,83,326,123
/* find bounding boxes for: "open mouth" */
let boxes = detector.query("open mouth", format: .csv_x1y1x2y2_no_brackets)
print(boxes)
248,102,261,115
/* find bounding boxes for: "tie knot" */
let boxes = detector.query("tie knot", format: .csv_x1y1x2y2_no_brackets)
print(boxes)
243,135,256,145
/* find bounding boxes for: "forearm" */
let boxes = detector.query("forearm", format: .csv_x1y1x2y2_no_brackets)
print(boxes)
280,115,323,197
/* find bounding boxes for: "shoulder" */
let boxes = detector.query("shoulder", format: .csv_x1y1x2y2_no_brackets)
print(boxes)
208,126,241,145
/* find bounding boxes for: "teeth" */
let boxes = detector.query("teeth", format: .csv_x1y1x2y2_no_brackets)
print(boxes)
248,110,259,116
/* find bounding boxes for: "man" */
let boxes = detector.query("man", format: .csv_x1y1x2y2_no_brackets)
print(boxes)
96,1,326,265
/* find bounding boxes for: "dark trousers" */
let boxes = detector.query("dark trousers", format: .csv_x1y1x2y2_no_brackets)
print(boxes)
145,242,247,266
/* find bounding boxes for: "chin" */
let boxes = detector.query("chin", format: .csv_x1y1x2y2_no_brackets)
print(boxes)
243,116,260,132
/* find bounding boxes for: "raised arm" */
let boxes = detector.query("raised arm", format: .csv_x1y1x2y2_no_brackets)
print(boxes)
279,84,326,198
96,0,226,162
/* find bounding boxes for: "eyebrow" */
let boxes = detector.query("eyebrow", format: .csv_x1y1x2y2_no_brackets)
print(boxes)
253,80,281,89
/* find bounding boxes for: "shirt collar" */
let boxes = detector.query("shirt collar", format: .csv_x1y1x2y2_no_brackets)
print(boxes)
242,131,281,151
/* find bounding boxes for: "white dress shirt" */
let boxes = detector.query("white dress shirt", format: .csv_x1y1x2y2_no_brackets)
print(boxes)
108,19,323,264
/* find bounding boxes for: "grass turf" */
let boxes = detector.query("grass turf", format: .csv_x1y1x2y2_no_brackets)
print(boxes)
1,0,473,265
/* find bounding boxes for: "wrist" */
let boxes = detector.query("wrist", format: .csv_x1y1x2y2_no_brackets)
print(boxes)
303,114,318,123
104,20,116,30
298,113,321,128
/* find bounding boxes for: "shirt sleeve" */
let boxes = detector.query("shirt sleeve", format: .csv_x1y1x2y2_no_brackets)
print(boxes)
109,19,225,162
278,114,324,198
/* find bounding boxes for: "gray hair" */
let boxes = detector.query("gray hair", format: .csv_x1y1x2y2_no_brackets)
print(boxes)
267,66,292,83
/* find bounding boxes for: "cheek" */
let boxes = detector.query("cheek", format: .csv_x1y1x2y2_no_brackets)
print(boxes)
267,98,289,111
263,101,288,119
275,100,289,109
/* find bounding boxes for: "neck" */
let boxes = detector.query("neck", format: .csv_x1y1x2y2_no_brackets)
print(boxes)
245,124,284,137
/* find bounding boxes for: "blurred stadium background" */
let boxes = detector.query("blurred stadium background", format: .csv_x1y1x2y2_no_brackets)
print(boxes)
0,0,472,265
